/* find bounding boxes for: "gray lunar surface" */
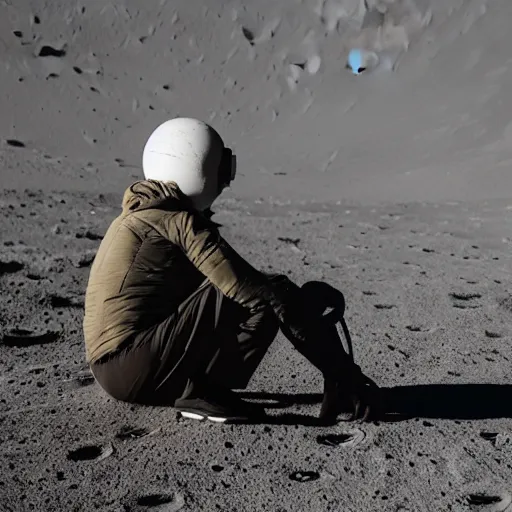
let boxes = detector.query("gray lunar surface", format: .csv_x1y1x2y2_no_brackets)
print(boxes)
1,0,512,511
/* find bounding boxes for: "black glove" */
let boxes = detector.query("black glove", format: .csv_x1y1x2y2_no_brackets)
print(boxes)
343,364,381,421
320,363,381,423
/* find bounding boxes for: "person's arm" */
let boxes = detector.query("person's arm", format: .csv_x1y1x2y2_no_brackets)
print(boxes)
167,210,278,312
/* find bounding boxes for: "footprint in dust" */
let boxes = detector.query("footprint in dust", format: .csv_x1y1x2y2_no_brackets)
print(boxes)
67,443,114,462
123,491,185,511
316,428,366,448
289,471,320,483
1,329,61,347
467,491,511,512
116,425,160,441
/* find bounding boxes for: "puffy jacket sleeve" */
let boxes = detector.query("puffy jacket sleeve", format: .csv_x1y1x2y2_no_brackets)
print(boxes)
163,210,276,312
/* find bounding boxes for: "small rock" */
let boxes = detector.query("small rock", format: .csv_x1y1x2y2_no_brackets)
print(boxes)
306,55,321,75
73,251,96,268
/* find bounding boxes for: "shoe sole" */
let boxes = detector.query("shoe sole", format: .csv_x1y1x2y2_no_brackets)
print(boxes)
178,410,251,424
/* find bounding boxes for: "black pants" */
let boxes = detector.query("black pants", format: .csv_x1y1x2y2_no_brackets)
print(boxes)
91,280,279,406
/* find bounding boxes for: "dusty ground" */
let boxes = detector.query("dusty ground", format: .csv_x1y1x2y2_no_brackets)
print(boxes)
1,0,512,511
1,191,512,511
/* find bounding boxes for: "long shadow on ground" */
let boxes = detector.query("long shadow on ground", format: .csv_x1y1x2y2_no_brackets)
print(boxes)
240,384,512,424
382,384,512,420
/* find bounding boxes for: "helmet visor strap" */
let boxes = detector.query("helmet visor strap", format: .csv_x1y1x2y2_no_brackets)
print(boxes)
219,148,237,190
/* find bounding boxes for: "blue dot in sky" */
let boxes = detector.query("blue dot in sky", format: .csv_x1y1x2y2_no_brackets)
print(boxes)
347,49,363,74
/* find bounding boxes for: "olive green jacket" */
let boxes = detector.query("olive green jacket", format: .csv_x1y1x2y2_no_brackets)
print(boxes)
83,180,274,364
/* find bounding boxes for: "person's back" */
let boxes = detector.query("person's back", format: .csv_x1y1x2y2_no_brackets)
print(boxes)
84,181,207,363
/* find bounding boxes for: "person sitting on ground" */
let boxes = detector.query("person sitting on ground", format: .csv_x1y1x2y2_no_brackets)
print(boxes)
83,117,379,423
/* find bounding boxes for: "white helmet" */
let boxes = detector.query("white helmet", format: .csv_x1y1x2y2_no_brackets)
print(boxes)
142,117,237,211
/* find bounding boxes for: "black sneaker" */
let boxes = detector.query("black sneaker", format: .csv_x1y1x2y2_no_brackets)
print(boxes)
175,393,266,423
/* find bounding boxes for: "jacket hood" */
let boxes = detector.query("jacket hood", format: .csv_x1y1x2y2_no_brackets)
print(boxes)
122,180,191,214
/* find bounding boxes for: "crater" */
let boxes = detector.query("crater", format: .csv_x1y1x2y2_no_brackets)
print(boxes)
374,304,396,310
289,471,320,482
49,294,84,308
2,329,61,347
38,45,67,58
241,27,255,45
466,491,511,511
125,491,185,511
67,443,113,462
450,292,482,301
317,429,366,448
0,260,24,275
5,139,26,148
116,426,152,441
